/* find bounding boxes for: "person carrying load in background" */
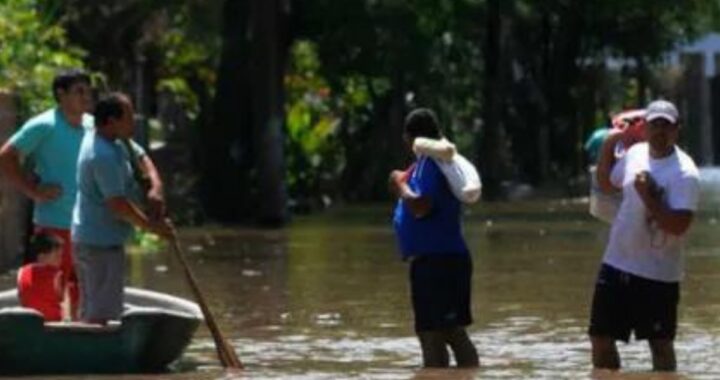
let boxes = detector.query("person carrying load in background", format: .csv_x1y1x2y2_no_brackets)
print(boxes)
589,99,700,372
389,108,479,368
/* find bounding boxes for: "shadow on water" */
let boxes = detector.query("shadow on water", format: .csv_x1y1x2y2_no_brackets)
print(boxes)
4,199,720,379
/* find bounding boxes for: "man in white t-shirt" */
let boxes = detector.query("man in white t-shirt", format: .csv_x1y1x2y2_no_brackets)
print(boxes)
590,99,700,372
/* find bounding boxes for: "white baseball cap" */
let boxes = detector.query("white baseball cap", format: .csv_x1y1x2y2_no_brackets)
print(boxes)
645,100,679,124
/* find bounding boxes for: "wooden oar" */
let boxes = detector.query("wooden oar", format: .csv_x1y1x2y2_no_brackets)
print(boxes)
170,235,244,369
119,138,241,368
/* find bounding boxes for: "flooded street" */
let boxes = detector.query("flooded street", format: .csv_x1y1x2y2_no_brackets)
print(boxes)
4,200,720,379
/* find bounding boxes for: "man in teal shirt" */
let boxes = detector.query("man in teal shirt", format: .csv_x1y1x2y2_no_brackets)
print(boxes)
0,69,93,318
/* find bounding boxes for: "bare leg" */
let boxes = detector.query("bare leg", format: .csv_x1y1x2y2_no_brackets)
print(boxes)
418,331,450,368
591,336,620,370
446,327,479,367
68,280,79,320
61,285,71,322
649,339,676,372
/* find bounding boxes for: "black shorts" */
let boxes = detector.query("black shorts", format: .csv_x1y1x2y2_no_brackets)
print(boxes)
410,254,473,332
588,264,679,342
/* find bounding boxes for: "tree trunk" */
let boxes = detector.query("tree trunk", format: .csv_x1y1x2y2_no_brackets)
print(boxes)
202,0,252,222
380,70,407,195
479,0,504,200
250,0,290,226
0,93,31,269
636,56,648,107
547,3,584,178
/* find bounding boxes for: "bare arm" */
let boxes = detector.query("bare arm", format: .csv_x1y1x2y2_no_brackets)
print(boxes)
140,155,163,195
139,154,166,220
596,130,625,194
54,270,62,298
106,196,173,238
389,170,431,218
635,172,694,236
0,143,60,202
122,138,166,220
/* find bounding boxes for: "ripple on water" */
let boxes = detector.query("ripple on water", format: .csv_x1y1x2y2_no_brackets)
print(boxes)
14,203,720,380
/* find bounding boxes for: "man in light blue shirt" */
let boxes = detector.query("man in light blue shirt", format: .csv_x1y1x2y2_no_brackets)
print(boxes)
72,92,173,324
0,71,167,320
0,69,93,317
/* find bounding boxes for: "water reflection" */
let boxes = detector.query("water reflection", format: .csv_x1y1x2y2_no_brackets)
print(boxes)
3,201,720,379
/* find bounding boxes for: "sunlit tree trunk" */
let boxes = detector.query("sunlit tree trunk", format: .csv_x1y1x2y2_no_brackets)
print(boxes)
548,3,584,178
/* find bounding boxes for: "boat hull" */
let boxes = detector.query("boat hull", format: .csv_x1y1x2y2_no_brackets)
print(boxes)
0,287,202,375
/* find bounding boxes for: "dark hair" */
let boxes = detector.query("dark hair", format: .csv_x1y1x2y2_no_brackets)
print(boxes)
52,69,91,101
404,108,442,139
94,92,128,127
28,233,63,258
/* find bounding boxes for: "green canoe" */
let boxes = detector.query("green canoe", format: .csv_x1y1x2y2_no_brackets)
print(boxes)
0,287,202,375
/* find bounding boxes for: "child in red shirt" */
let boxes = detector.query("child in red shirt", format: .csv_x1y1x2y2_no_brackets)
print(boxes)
17,233,64,322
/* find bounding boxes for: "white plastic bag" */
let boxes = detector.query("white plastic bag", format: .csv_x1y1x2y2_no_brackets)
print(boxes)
588,165,621,223
413,137,482,204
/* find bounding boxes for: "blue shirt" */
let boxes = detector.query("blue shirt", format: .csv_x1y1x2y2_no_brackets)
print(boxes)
9,108,93,229
392,157,469,259
72,130,140,246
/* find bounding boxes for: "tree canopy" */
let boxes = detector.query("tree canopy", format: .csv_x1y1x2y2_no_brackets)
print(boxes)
3,0,720,224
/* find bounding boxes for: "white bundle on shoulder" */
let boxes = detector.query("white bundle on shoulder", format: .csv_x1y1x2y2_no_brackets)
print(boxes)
413,137,482,204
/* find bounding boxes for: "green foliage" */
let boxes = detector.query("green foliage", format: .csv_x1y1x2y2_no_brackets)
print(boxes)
9,0,720,210
285,41,345,208
479,0,720,181
0,0,85,117
128,228,164,254
290,0,487,200
586,0,717,59
154,2,221,121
